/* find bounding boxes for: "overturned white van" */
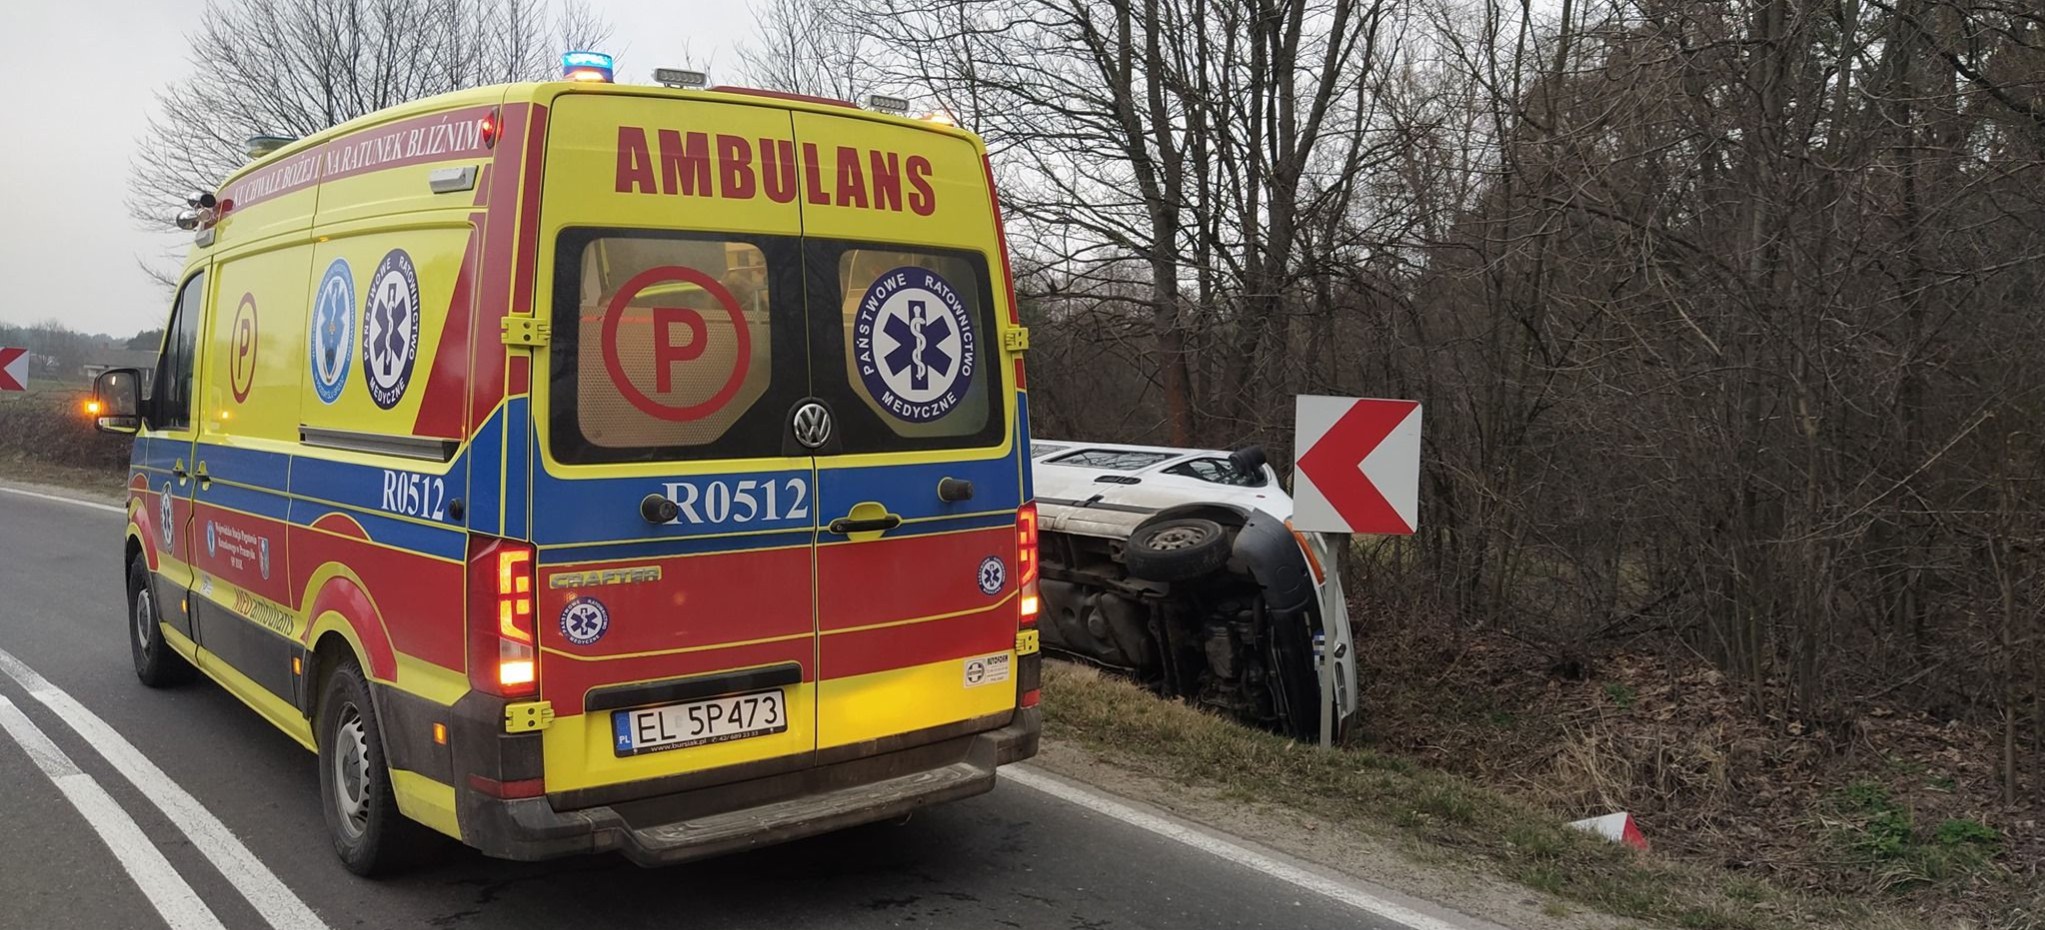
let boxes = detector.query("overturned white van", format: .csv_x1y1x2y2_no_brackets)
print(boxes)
1030,440,1358,740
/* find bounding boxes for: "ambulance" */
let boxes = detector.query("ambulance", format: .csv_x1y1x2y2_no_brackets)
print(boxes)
92,55,1042,874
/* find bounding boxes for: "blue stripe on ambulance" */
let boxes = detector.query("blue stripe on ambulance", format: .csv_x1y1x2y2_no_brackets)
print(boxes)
504,396,531,539
468,403,506,537
198,473,294,523
198,442,291,493
814,455,1020,524
527,466,815,546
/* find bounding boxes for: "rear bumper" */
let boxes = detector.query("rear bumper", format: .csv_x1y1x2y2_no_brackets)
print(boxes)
458,708,1041,865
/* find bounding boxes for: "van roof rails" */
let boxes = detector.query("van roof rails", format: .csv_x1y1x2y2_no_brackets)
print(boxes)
707,86,858,109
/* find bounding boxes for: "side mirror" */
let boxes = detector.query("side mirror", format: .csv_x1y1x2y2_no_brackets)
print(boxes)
92,368,143,434
1228,445,1268,477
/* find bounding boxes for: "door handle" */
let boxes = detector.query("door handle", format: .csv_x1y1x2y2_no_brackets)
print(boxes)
829,515,902,535
172,459,189,484
195,462,211,489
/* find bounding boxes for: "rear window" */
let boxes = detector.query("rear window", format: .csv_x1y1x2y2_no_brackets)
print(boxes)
548,230,1006,463
806,239,1007,455
548,228,808,465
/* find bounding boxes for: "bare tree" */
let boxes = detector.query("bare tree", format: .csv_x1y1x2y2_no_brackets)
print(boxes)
735,0,2045,806
129,0,609,229
735,0,881,101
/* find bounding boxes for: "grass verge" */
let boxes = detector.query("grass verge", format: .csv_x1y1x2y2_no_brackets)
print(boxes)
1039,661,1927,930
0,453,128,498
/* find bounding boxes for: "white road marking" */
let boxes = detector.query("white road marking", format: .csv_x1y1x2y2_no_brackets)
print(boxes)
1005,765,1482,930
0,485,126,514
0,649,331,930
0,694,227,930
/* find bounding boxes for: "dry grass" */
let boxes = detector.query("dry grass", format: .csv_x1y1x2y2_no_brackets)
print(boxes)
1041,660,1936,930
0,387,130,494
1356,620,2045,928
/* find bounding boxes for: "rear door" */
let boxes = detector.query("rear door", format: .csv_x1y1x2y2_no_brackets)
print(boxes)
790,111,1025,755
529,93,818,798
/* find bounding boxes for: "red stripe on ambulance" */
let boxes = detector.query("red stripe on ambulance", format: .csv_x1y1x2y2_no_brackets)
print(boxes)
820,605,1015,681
468,103,528,430
289,527,466,671
816,526,1015,632
410,224,480,438
536,546,813,659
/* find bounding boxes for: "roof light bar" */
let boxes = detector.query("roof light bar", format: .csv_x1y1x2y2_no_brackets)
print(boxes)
866,94,911,116
562,50,615,83
654,68,709,89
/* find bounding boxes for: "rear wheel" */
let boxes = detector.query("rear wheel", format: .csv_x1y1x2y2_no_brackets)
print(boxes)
317,660,425,875
1124,518,1231,582
127,559,194,687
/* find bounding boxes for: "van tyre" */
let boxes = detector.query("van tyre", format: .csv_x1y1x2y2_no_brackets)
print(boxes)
128,559,194,687
1124,518,1232,582
318,660,427,876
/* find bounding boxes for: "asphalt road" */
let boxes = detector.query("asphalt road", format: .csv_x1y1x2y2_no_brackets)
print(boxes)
0,487,1490,930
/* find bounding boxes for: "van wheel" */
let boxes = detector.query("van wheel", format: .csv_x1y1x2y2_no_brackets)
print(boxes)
128,559,194,687
1124,518,1232,582
317,660,423,876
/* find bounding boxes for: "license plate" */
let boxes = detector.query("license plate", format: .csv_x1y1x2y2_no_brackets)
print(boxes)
611,688,787,757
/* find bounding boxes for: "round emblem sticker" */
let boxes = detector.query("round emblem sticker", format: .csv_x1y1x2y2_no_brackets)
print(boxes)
560,596,610,646
852,267,976,423
977,555,1006,596
310,259,355,405
159,481,174,549
205,521,217,557
599,266,752,422
361,249,421,410
228,294,259,403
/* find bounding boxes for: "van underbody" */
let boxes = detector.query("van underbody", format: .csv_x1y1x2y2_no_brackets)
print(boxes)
1036,513,1331,741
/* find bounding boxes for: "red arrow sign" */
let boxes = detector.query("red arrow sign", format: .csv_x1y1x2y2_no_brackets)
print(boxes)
0,347,26,392
1293,396,1421,535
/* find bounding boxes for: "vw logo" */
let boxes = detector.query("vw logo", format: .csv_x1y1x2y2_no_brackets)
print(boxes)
791,402,832,449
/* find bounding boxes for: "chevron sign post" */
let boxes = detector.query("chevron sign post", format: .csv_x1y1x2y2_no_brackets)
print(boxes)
0,347,27,392
1292,395,1421,536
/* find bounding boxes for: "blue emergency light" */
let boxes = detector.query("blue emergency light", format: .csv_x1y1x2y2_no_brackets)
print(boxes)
562,50,615,83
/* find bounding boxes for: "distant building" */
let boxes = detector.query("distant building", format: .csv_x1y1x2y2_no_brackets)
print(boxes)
82,349,158,394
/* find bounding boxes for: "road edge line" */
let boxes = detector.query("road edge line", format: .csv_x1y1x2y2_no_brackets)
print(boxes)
1004,764,1485,930
0,648,331,930
0,694,227,930
0,484,126,515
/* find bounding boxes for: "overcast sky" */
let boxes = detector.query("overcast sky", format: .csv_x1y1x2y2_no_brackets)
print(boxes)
0,1,756,338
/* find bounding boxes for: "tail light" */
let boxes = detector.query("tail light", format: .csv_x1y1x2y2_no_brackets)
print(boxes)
1017,503,1040,624
468,535,538,698
1016,502,1042,709
1286,519,1328,585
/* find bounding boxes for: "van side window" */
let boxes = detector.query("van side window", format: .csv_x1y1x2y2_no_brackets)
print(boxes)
1162,457,1268,487
151,273,206,431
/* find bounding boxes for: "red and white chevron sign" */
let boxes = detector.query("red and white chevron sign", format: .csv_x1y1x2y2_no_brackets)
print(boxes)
0,347,27,392
1292,395,1421,535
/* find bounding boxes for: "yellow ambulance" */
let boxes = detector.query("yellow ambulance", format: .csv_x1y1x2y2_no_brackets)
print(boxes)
93,56,1042,874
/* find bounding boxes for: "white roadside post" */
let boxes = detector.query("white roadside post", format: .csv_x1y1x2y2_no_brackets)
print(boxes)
1290,395,1423,748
